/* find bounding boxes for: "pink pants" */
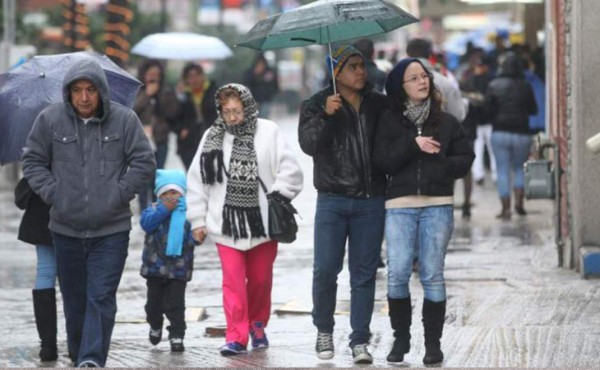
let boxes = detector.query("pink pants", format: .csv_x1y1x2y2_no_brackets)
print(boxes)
216,240,278,346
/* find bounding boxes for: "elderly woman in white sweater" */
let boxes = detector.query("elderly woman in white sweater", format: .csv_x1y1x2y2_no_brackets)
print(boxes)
187,83,303,356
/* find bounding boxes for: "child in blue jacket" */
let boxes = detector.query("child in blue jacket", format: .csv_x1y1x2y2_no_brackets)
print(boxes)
140,169,197,352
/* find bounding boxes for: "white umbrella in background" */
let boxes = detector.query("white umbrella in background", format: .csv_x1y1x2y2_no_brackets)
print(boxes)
131,32,233,61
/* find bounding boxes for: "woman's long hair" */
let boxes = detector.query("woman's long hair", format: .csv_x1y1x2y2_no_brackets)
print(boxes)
388,60,444,130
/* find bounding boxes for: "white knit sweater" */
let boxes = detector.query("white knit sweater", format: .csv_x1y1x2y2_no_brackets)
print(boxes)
186,118,304,251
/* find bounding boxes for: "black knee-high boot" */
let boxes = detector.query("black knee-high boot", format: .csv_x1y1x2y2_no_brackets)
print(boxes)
32,288,58,361
422,299,446,364
386,296,412,363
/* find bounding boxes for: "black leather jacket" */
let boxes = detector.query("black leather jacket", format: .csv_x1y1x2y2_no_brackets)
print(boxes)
374,109,475,199
298,85,387,198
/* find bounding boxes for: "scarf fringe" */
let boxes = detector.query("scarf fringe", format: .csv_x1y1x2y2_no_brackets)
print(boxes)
222,205,266,241
200,150,225,185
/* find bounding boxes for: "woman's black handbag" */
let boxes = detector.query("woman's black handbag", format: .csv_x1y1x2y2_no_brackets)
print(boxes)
258,177,298,243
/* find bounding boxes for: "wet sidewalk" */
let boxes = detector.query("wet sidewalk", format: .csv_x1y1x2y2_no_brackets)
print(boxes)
1,114,599,368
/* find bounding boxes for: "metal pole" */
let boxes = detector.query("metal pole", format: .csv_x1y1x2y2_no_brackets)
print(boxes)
1,0,16,71
161,0,167,32
218,0,224,31
0,0,19,188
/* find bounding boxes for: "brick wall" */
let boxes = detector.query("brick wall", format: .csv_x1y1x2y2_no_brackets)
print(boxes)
551,0,572,268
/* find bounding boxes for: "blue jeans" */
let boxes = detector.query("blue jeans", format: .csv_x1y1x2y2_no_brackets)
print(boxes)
53,231,129,367
312,193,385,347
35,244,57,290
491,131,533,198
386,205,454,302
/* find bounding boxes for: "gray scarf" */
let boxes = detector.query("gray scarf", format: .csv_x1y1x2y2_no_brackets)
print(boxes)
200,83,266,240
404,98,431,135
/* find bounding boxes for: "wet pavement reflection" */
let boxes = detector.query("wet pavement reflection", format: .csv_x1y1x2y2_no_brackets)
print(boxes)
0,115,598,368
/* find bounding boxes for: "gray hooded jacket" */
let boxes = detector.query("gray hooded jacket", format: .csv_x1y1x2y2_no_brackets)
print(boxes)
22,58,156,238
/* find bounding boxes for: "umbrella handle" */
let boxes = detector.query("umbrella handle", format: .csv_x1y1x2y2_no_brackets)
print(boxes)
328,41,337,96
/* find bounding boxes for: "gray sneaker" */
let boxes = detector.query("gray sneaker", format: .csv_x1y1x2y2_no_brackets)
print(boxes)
315,332,334,360
352,344,373,364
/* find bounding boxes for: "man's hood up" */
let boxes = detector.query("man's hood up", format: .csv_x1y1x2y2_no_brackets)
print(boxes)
62,57,111,122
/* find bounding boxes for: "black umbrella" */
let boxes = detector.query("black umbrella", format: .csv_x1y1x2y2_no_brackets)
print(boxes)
0,51,142,165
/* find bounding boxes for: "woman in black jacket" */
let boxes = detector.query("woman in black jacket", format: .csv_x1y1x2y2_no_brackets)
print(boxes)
484,52,538,219
373,58,474,365
14,177,58,362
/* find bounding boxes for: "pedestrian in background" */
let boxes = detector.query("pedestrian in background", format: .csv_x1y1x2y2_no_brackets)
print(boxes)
353,38,387,93
22,57,156,368
484,52,538,219
14,177,58,362
243,53,279,119
459,53,495,218
298,45,387,365
187,83,303,356
140,169,197,353
134,59,180,210
468,55,497,187
374,58,474,365
134,59,180,170
175,63,218,170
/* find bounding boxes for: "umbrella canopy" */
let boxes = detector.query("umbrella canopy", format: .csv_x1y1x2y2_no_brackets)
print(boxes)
236,0,419,50
0,51,142,165
131,32,233,60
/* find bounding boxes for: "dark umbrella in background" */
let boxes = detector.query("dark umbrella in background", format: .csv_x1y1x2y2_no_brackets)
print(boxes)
236,0,419,94
0,51,142,165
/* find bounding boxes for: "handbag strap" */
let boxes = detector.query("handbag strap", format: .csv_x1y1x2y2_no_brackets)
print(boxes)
257,176,268,194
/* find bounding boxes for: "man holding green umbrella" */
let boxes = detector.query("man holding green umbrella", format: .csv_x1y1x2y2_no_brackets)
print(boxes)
298,45,387,365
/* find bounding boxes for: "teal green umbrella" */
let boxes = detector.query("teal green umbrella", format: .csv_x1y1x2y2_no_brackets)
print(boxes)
237,0,419,93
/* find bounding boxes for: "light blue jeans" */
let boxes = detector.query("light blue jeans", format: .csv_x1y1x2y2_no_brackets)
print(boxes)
490,131,533,198
386,205,454,303
35,244,57,290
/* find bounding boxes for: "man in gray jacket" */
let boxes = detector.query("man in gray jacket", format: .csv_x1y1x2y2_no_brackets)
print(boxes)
22,57,156,368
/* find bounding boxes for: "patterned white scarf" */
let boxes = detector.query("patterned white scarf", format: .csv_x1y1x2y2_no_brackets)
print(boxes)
200,84,266,240
404,98,431,135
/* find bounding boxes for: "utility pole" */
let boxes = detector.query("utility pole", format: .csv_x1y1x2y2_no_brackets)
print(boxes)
1,0,16,72
160,0,167,32
0,0,19,188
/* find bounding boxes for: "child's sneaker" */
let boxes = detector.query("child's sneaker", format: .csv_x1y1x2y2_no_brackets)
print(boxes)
170,338,184,352
250,321,269,349
219,342,247,356
149,327,162,345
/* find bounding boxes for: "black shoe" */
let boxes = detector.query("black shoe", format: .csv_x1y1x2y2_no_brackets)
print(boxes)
515,206,527,216
170,338,184,352
32,289,58,361
387,338,408,363
462,204,471,219
149,327,162,345
423,346,444,364
475,178,484,186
